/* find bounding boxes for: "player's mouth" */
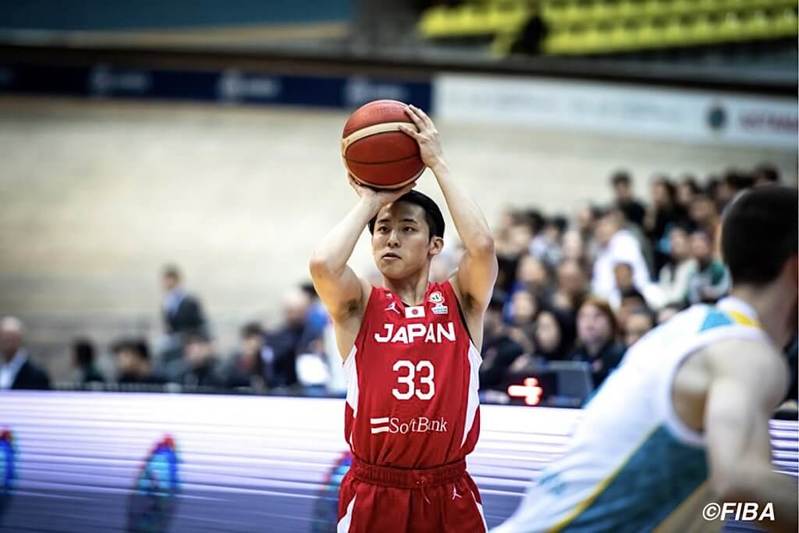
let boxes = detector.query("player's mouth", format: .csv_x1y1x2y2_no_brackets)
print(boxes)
382,252,401,261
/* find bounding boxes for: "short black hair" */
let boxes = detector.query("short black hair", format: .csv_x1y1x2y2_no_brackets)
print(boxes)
162,264,181,280
368,190,445,240
611,171,631,187
111,338,150,361
721,186,798,286
73,338,95,366
240,321,264,338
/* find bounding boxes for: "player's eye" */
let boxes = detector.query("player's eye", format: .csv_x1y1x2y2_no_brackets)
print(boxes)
403,227,415,232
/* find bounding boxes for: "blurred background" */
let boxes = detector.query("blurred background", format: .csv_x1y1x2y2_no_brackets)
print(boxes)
0,2,797,532
0,0,796,404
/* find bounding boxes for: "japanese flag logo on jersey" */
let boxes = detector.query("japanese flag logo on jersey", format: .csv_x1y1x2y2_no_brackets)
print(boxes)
405,306,425,319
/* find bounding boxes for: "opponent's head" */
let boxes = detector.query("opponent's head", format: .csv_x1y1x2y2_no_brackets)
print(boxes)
368,191,445,280
721,186,798,338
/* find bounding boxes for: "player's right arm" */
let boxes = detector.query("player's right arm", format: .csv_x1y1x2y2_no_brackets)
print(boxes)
703,338,797,532
309,176,413,358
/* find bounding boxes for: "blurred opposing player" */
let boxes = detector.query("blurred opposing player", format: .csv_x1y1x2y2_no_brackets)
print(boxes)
494,186,798,533
310,105,497,532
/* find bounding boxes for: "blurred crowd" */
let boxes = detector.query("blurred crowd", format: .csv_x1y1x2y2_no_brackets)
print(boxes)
1,163,795,406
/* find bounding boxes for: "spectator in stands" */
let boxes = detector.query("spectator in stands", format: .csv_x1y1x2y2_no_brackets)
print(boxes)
0,316,50,390
160,265,208,364
610,171,646,227
569,298,625,388
686,230,731,305
623,308,655,348
591,208,651,301
71,337,104,385
688,193,720,235
753,163,780,187
716,170,755,209
480,295,524,391
560,229,587,266
643,176,687,273
609,261,662,311
507,289,538,353
224,322,272,391
530,216,566,268
532,307,576,362
113,338,165,385
267,287,322,388
512,255,552,302
551,259,588,312
656,225,697,308
166,332,225,389
676,175,701,213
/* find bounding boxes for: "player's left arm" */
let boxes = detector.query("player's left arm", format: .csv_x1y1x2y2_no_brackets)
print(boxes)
399,105,498,320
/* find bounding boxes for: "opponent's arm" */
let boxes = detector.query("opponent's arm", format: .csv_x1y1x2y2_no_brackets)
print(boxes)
399,105,497,315
704,338,797,532
309,176,413,322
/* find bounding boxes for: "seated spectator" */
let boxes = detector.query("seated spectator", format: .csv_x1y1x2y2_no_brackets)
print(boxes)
643,176,688,273
530,216,567,268
622,308,655,348
0,316,50,390
657,225,697,307
560,229,587,265
716,169,754,209
551,259,588,312
166,332,225,389
753,163,780,187
71,337,104,385
591,208,651,302
506,289,538,353
569,298,625,388
532,307,576,362
512,255,552,302
113,338,165,385
688,193,719,235
676,175,701,213
268,288,324,388
686,230,731,305
610,171,646,227
480,294,525,391
224,322,272,391
609,262,662,311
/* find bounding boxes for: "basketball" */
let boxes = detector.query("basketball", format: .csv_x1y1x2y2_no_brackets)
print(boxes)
341,99,425,189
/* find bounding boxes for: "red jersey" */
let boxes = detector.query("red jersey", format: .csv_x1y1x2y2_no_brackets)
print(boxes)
343,280,481,469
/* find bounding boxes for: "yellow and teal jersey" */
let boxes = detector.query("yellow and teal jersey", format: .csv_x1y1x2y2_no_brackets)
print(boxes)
493,297,768,533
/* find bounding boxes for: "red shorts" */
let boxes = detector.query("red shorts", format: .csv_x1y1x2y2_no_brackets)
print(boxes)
337,457,487,533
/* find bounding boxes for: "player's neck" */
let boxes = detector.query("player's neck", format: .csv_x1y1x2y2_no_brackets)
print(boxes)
730,285,792,348
383,271,431,306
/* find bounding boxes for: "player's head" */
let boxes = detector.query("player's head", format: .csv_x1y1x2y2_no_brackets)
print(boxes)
721,186,798,339
368,190,445,279
161,264,181,291
722,186,798,289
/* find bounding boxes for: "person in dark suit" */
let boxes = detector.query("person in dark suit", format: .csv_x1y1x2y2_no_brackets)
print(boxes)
160,265,208,363
112,338,166,386
0,316,51,390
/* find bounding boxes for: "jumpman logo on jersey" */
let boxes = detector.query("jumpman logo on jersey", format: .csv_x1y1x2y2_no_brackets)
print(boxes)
385,301,400,315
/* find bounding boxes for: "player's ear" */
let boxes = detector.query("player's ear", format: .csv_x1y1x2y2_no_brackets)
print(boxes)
429,236,444,257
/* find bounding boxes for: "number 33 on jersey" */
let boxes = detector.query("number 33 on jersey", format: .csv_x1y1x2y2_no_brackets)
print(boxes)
343,281,482,468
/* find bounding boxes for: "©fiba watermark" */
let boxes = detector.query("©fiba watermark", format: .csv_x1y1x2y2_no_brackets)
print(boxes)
702,502,775,522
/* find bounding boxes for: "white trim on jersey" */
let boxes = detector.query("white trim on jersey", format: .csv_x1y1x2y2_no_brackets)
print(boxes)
337,495,356,533
461,341,482,447
344,346,359,420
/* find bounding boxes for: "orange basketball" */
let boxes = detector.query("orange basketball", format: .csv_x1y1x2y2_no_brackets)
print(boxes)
341,100,425,189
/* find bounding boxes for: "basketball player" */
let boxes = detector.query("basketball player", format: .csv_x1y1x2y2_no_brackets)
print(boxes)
493,186,798,532
309,104,497,532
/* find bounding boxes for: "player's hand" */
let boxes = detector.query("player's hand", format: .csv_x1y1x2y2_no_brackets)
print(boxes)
399,105,444,171
348,174,415,210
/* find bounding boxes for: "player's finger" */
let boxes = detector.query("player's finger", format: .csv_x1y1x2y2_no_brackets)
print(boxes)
403,107,425,128
398,124,421,138
409,105,434,128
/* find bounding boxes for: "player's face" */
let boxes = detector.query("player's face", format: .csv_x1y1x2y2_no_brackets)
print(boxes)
372,202,442,279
